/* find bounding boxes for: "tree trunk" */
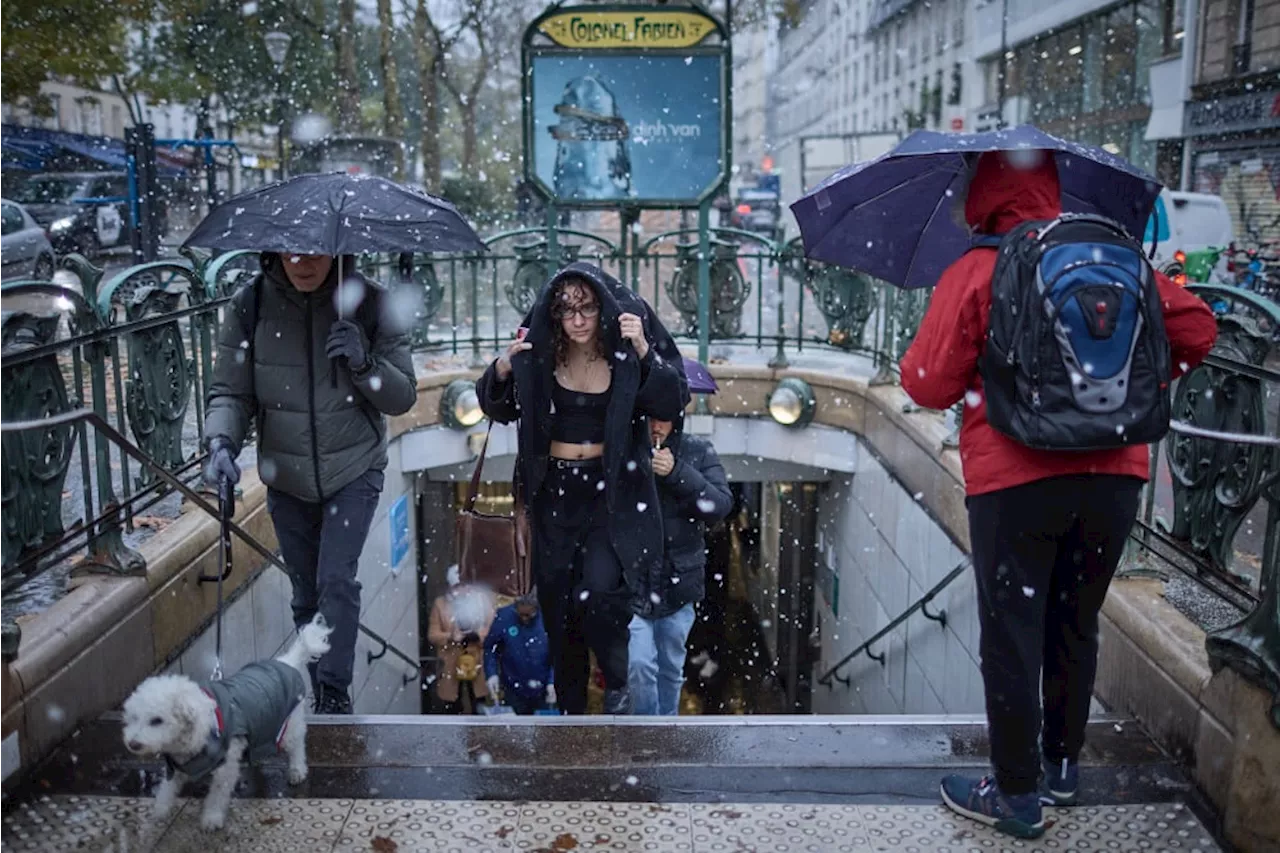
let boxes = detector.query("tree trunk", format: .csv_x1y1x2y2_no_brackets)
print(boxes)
335,0,361,132
460,99,478,173
413,0,441,190
375,0,405,178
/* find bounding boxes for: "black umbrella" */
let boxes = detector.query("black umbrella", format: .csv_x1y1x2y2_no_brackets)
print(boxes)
184,171,486,378
183,171,487,257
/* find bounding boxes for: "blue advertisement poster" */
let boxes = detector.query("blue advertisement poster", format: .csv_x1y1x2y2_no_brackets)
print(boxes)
530,53,725,205
389,494,409,575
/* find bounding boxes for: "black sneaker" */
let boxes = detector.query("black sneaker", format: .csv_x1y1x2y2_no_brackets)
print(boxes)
314,685,352,715
603,687,633,715
1040,756,1079,806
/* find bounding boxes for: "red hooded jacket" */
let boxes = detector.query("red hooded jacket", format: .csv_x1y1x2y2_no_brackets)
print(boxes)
900,151,1218,496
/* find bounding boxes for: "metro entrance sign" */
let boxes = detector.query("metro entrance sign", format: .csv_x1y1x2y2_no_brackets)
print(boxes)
522,4,730,208
537,9,716,49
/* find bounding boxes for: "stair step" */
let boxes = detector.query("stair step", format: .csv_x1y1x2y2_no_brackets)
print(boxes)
25,715,1197,808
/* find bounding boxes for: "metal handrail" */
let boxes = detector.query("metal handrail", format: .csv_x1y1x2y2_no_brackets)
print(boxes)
817,556,972,688
0,408,421,681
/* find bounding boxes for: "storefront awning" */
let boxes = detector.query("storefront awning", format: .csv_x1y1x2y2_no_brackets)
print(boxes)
1,124,184,176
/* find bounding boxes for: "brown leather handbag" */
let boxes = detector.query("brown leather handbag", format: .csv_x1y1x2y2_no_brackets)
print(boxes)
456,424,532,597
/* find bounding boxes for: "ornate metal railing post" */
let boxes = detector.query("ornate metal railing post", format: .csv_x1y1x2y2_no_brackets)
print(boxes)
1166,315,1274,575
509,240,582,317
781,238,877,356
73,256,145,577
1,312,77,571
123,286,195,488
666,239,750,339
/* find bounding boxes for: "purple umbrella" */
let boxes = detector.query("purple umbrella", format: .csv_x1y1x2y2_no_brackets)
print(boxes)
790,125,1162,289
682,357,718,395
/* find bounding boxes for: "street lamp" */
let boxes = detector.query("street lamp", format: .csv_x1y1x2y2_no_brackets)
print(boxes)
263,30,292,179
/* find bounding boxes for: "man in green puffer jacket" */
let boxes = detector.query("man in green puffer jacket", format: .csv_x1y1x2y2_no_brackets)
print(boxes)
203,252,417,714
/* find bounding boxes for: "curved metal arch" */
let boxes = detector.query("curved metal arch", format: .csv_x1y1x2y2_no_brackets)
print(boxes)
0,281,104,333
483,226,618,255
97,261,201,322
637,226,781,257
203,250,262,300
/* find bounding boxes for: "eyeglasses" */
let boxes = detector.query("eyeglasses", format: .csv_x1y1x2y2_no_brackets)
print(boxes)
554,303,600,321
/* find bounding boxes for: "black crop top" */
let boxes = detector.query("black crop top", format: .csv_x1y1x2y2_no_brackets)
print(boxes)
550,379,609,444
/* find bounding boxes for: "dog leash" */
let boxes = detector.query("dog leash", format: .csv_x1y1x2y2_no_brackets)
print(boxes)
211,477,234,682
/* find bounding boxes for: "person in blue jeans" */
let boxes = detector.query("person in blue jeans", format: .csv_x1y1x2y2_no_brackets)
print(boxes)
485,592,556,715
629,414,732,715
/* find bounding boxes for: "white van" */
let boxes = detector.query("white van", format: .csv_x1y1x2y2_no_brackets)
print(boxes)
1143,189,1234,264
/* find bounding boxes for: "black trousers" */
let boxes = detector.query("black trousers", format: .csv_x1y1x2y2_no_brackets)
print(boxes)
535,459,630,715
967,474,1142,796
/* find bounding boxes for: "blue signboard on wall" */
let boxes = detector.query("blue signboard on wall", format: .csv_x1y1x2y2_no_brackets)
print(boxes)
389,494,410,574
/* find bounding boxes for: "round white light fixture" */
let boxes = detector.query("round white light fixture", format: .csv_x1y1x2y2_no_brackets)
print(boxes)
440,379,484,430
768,378,816,428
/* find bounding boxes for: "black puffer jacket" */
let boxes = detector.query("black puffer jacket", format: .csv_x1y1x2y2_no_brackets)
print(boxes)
204,253,417,502
476,262,689,610
642,416,733,619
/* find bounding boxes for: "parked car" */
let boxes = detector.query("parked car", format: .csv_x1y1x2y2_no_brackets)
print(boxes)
8,172,165,257
730,188,782,235
1,198,56,281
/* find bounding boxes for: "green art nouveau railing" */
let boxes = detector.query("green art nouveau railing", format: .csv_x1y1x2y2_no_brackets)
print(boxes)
2,230,1276,720
1,250,259,600
373,226,921,374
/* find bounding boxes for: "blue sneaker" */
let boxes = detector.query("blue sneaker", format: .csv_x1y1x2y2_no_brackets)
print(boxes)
940,774,1045,839
1040,757,1079,806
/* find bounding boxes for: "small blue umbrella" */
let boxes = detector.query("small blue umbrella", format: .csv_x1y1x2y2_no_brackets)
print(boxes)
790,125,1162,289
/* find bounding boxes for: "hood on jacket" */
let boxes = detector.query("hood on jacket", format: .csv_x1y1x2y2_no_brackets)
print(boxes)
523,260,634,355
963,150,1062,235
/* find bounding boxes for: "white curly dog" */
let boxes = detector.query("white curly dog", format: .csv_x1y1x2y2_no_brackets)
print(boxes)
121,616,331,830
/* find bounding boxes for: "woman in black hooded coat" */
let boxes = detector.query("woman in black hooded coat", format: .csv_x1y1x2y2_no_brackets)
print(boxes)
476,261,689,714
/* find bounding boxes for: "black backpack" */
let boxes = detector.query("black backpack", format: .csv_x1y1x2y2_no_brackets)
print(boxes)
977,214,1172,451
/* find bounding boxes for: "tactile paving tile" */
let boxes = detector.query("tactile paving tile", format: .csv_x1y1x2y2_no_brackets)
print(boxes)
516,801,694,852
334,799,522,852
154,797,354,852
856,802,1223,853
690,802,873,852
1,795,176,852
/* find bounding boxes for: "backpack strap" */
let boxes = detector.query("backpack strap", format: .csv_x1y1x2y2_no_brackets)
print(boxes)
235,270,381,364
970,233,1005,249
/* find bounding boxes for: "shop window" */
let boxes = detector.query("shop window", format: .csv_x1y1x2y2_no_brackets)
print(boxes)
1101,6,1138,110
1247,0,1278,72
1136,0,1168,103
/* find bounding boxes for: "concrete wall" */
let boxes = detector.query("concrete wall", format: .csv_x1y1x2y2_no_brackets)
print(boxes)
349,439,421,715
162,568,295,683
810,438,982,715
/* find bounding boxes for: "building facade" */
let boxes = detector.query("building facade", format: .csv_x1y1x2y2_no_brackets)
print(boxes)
1181,0,1280,247
768,0,976,232
971,0,1184,177
732,18,778,184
